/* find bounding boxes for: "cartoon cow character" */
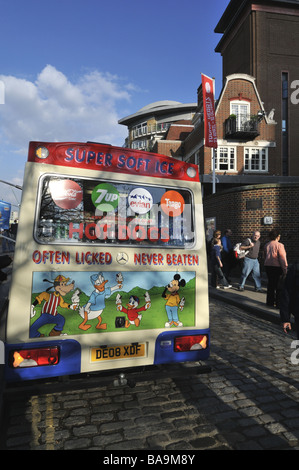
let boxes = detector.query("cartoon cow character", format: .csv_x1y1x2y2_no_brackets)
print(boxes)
30,275,77,337
116,291,151,328
78,272,122,330
162,274,186,327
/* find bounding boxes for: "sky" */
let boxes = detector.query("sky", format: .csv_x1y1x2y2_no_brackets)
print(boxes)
0,0,230,210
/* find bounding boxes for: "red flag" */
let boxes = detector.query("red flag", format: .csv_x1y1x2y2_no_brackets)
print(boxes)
201,74,218,148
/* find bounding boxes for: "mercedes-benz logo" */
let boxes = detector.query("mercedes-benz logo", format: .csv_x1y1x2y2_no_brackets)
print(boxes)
116,252,129,265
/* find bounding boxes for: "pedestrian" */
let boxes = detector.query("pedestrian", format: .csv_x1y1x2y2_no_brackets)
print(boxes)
10,219,18,240
207,230,221,257
210,237,232,289
221,229,235,281
264,229,288,308
238,231,262,291
280,260,299,339
207,230,222,276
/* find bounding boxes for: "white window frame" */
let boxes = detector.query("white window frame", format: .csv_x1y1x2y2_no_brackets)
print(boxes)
132,122,147,137
212,146,237,172
132,139,148,150
244,147,268,172
230,100,250,130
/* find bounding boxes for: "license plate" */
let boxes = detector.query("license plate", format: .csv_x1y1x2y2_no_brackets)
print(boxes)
91,343,146,362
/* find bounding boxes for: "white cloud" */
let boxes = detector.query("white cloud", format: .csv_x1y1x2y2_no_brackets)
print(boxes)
0,65,132,149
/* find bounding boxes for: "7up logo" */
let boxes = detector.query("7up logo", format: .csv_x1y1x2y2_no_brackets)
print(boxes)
92,183,119,212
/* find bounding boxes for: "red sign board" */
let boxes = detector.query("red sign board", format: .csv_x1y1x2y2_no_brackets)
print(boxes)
28,142,199,182
201,74,218,148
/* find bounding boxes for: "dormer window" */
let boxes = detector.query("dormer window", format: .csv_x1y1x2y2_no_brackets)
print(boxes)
230,100,250,129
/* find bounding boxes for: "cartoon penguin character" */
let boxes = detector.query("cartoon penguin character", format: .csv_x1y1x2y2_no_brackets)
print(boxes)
162,274,186,327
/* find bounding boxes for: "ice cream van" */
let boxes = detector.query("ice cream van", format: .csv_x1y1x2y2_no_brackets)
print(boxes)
4,141,210,382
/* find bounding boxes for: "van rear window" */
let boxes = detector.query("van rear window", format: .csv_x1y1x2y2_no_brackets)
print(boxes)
34,175,195,247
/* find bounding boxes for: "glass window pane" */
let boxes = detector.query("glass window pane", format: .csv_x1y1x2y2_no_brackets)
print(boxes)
35,175,195,247
244,148,268,172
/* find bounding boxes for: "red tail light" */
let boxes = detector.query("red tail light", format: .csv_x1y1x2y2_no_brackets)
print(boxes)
10,347,59,368
174,335,208,352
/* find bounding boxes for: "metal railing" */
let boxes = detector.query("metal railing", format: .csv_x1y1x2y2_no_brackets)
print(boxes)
225,114,260,139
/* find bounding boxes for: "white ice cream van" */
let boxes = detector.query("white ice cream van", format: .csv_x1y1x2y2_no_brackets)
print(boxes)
4,141,209,382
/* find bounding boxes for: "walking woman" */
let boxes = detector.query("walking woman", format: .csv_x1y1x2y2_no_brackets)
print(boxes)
210,237,232,290
264,229,288,308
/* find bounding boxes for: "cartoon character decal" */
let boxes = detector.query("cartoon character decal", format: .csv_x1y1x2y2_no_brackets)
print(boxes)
78,272,123,330
116,291,151,328
30,275,78,337
30,271,195,336
162,274,186,327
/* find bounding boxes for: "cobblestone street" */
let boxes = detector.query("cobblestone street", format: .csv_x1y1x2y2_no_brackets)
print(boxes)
1,297,299,451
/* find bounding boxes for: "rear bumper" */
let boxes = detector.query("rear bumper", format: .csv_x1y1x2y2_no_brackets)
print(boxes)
5,328,210,382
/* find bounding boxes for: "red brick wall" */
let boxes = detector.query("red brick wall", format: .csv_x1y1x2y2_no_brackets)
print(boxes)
203,183,299,264
153,141,182,158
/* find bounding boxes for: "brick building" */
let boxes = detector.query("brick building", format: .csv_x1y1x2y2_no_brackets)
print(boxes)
215,0,299,177
184,73,278,196
118,100,196,157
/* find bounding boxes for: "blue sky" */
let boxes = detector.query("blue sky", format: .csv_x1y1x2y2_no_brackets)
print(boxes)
0,0,230,209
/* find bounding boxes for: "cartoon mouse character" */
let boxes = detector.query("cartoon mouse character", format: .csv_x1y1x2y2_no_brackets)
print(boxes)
116,292,151,328
30,275,77,337
78,272,122,330
162,274,186,327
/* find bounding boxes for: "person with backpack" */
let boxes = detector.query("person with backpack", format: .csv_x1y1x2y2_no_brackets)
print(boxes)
238,231,262,292
280,261,299,339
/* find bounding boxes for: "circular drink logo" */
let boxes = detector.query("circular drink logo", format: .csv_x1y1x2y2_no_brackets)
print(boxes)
205,82,211,93
160,190,185,217
128,188,153,214
92,183,119,212
49,179,83,209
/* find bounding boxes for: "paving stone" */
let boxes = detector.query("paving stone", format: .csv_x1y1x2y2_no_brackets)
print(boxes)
73,425,98,437
64,438,91,450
